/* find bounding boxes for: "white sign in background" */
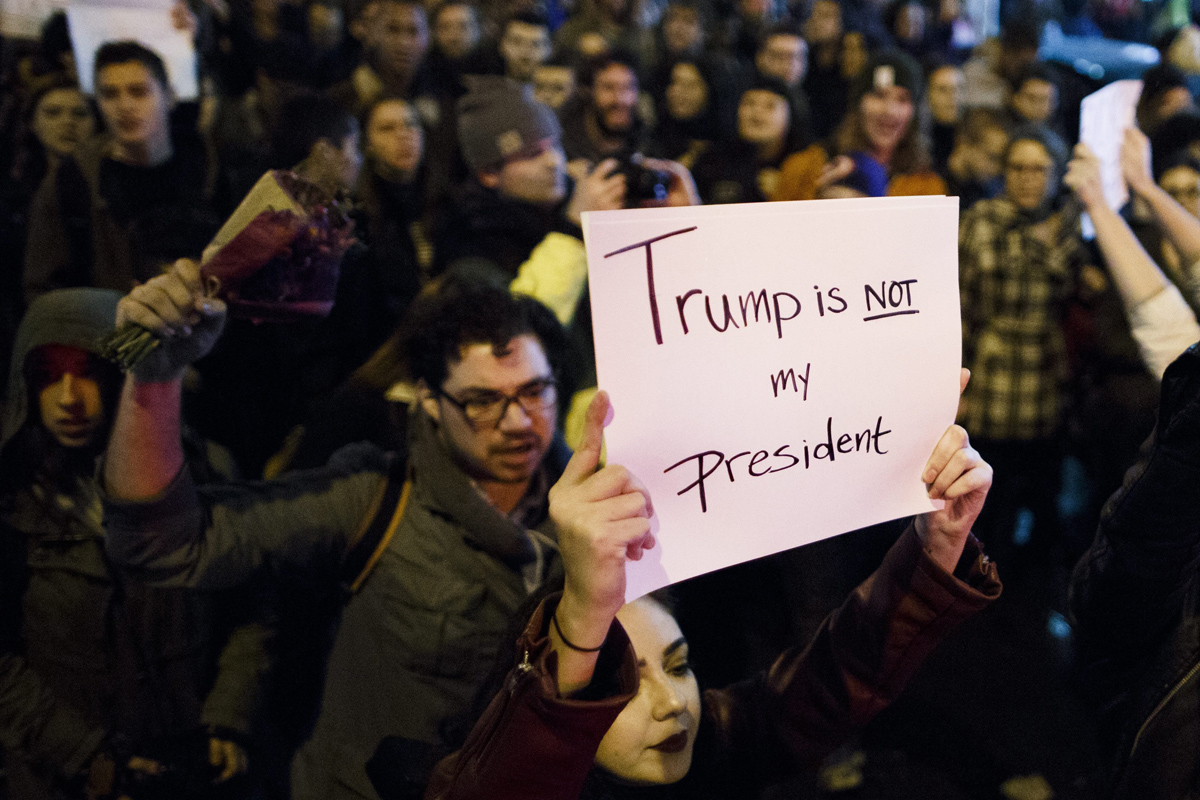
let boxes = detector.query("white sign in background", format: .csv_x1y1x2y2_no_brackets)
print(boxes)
1078,79,1143,238
583,197,962,601
68,2,199,100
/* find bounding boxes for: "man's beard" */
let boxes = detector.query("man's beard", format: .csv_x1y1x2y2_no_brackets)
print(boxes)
594,105,633,138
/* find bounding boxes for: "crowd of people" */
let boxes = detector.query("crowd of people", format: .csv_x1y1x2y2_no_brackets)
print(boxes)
3,0,1200,795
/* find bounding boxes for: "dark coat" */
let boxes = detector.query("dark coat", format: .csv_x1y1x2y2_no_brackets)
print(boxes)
103,408,572,800
0,290,269,798
1071,344,1200,800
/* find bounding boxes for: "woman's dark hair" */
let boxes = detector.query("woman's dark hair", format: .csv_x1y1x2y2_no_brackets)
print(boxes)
1150,112,1200,178
39,12,73,71
1152,150,1200,184
8,73,92,195
1137,63,1191,133
834,87,931,175
655,55,738,140
1004,123,1067,173
739,74,810,155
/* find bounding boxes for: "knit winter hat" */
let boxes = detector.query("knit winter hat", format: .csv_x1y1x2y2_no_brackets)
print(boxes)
457,76,562,174
848,50,923,107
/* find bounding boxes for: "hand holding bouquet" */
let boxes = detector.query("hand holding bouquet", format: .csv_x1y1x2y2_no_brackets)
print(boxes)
100,171,355,371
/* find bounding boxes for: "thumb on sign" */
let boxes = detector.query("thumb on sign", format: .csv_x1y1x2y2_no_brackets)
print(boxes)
550,391,656,626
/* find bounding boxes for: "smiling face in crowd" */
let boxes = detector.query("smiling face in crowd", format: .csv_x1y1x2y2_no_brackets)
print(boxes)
592,63,639,135
860,84,914,160
595,597,701,785
534,65,576,109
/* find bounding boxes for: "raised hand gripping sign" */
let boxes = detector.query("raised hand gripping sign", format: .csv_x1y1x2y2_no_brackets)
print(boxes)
581,196,962,601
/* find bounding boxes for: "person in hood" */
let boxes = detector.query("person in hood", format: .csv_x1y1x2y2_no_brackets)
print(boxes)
0,288,270,799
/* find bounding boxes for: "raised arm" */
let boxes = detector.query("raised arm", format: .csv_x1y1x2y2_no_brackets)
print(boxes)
101,259,393,590
1064,144,1200,378
1122,127,1200,270
427,380,999,800
104,258,226,501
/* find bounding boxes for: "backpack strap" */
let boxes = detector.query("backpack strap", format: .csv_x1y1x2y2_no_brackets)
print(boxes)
340,455,412,595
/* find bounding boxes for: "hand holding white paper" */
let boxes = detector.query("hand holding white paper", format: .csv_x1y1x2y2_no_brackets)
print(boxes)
582,197,962,602
1078,79,1143,237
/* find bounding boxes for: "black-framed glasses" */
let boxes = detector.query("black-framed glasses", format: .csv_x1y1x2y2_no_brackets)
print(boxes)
438,378,558,428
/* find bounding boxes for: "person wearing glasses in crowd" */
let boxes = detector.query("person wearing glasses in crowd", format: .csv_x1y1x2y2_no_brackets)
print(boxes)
957,124,1084,571
100,271,578,800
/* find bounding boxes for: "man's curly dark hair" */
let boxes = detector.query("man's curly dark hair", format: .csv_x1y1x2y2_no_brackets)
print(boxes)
403,274,573,395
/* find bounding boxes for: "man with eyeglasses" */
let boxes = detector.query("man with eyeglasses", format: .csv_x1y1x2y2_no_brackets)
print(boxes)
100,271,574,800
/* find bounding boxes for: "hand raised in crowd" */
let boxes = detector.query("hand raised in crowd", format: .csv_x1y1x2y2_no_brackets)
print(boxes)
170,0,199,36
549,390,655,691
816,155,856,191
115,258,227,382
638,157,701,207
915,368,993,574
566,159,628,227
209,736,248,783
1119,126,1155,198
1063,143,1106,211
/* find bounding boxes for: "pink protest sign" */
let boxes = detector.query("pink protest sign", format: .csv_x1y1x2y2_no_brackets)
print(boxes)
582,196,961,601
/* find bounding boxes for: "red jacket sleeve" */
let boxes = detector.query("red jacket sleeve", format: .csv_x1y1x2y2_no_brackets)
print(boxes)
425,596,639,800
425,525,1001,800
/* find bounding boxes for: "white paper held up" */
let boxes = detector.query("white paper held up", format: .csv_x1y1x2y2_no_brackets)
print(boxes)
1078,79,1143,237
68,3,198,100
583,196,962,602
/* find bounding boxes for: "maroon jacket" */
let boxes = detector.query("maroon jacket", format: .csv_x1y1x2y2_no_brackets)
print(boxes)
426,524,1001,800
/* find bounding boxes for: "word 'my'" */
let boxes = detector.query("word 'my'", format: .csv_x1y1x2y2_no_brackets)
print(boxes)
771,364,811,399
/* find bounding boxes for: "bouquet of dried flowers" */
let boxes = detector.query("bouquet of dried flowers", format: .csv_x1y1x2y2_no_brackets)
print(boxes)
100,170,355,372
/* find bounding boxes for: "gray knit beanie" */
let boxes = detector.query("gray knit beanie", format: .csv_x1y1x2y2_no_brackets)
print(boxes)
457,76,562,173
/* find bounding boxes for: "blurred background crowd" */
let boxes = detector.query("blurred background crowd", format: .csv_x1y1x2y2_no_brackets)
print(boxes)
6,0,1200,794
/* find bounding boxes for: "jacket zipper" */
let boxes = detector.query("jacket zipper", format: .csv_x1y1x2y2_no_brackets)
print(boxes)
1127,659,1200,761
509,649,533,690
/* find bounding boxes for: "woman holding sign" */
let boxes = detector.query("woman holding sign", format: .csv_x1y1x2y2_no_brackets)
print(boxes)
421,386,999,800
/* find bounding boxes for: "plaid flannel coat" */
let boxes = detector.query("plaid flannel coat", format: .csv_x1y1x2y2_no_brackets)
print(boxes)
958,198,1083,441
